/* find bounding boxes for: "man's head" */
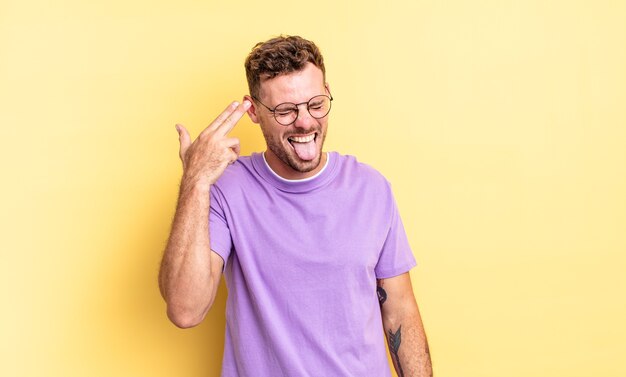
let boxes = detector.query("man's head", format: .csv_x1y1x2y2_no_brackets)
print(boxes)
245,35,326,100
244,36,331,179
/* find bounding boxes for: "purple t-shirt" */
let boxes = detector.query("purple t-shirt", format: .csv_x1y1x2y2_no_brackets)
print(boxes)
209,152,416,377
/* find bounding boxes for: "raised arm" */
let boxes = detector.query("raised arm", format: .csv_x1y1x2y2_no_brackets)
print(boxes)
158,100,250,328
378,272,432,377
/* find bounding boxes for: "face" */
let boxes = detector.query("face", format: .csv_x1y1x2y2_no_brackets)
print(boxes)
246,63,330,179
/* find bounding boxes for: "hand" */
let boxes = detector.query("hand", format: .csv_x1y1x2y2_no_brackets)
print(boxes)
176,100,251,189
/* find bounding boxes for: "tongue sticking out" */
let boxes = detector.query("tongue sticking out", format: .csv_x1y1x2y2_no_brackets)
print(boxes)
292,139,317,161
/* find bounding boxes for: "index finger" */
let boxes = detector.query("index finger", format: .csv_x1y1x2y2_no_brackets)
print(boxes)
199,101,240,138
216,100,251,136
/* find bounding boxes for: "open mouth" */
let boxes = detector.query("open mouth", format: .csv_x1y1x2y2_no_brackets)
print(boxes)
288,133,316,144
287,133,318,161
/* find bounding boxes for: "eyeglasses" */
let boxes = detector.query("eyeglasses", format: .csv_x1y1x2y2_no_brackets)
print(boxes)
252,91,334,126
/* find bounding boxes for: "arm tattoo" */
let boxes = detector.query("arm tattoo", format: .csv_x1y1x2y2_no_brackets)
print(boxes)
388,326,404,377
377,279,387,306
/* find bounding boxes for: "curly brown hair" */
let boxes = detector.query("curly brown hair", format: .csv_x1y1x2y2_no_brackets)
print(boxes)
244,35,326,99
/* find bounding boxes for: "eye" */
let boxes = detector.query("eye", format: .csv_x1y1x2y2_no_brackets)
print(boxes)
276,109,295,117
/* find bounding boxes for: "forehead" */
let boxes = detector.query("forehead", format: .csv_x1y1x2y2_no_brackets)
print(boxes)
259,63,326,104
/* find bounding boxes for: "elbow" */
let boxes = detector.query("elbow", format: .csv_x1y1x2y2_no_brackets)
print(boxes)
381,302,420,330
166,305,209,329
381,311,403,331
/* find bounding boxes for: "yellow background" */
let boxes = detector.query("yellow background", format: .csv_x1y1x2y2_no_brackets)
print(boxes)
1,0,625,376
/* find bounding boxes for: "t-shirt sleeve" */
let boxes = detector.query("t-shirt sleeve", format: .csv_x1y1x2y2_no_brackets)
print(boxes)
374,185,417,278
209,185,233,266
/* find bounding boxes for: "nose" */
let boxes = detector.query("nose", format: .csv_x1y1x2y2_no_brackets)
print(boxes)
292,103,317,131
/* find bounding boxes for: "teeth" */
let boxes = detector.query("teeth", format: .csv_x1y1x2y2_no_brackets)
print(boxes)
288,134,315,143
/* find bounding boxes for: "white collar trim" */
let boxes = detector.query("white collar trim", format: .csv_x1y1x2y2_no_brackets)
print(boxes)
262,152,330,183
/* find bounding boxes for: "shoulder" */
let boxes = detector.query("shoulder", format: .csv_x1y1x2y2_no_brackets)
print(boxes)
333,152,391,189
211,155,257,194
332,153,399,222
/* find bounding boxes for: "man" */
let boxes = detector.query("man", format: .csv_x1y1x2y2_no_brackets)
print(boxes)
159,35,432,377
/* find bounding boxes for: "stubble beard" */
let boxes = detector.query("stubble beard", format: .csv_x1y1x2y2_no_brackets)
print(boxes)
262,126,327,173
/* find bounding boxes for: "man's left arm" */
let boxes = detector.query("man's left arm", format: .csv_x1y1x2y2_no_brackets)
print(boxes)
378,272,432,377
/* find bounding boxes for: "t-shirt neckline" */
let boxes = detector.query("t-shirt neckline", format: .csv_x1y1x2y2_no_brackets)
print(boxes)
251,151,339,193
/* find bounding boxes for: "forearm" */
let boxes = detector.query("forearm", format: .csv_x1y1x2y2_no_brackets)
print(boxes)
159,180,216,327
378,275,432,377
384,310,432,377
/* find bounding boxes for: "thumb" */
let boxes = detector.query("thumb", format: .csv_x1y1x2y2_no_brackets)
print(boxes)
175,124,191,165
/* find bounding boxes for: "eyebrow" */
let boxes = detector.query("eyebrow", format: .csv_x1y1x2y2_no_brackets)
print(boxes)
275,95,326,106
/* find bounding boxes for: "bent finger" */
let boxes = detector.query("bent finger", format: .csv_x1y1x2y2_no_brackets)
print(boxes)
231,143,241,157
222,137,240,148
223,137,241,164
227,148,239,165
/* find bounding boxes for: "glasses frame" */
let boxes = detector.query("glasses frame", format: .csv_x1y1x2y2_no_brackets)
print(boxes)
252,89,334,126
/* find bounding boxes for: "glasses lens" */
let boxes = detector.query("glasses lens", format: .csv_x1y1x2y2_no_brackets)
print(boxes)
273,104,298,125
307,95,331,119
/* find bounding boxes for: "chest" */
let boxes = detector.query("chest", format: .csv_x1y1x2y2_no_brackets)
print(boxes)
224,187,391,283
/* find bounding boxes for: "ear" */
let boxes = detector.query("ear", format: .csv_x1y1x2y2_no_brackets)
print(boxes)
243,95,260,124
325,82,331,95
